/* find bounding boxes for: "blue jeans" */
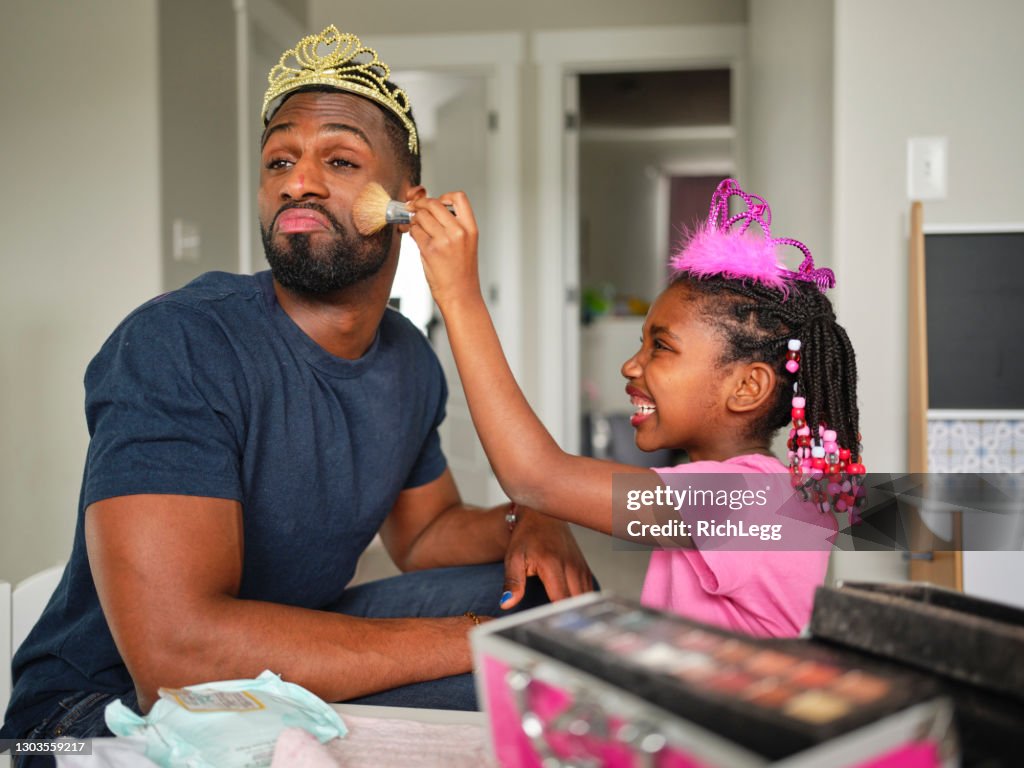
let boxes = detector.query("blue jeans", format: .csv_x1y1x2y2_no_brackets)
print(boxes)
10,562,551,767
11,689,140,768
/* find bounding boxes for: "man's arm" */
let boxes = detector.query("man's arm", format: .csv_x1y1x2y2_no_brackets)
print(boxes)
85,493,476,712
379,469,594,609
378,468,508,571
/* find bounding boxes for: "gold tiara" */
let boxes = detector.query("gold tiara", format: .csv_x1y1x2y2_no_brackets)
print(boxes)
262,25,419,155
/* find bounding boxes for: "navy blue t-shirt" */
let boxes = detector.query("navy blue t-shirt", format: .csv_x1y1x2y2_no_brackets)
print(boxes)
1,270,448,736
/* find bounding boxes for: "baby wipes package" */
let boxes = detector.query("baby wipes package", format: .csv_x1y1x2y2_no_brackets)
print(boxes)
105,669,347,768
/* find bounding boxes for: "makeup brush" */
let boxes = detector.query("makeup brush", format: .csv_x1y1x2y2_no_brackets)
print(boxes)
352,182,455,236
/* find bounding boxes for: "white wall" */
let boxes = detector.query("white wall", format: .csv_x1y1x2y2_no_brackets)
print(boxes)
746,0,833,270
159,0,240,290
834,0,1024,471
832,0,1024,589
747,0,1024,589
0,0,162,583
742,0,1024,473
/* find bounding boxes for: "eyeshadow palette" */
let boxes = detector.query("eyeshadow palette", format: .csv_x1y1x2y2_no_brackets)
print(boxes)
473,593,957,767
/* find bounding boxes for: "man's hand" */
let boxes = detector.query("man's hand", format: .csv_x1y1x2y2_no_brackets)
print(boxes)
500,504,594,610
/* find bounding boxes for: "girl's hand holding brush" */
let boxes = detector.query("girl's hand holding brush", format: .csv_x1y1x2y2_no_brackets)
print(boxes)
352,181,455,235
407,192,484,311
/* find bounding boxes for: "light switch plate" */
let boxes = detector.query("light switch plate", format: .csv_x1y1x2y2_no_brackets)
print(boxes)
907,137,948,200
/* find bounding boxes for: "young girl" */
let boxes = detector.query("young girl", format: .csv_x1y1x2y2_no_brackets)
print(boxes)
407,179,864,638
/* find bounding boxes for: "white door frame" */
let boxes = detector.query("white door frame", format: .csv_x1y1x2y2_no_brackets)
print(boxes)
533,24,746,453
357,32,525,382
234,0,306,276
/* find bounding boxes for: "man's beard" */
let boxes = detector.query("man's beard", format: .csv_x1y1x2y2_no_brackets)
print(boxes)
261,203,393,295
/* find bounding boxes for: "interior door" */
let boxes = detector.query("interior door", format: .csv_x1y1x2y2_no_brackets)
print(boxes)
423,77,505,506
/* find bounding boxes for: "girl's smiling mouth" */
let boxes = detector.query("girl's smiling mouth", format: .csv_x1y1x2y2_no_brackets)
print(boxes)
627,385,657,426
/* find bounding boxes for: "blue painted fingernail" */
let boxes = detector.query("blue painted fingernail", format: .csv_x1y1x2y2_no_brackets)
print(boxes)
500,591,513,605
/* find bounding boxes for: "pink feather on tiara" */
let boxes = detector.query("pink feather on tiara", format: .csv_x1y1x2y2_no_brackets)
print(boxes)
669,179,835,293
675,223,789,290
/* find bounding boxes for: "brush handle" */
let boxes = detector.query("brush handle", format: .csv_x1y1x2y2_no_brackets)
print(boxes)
384,200,456,225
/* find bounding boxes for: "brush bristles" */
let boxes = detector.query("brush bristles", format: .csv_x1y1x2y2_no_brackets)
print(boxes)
352,182,394,236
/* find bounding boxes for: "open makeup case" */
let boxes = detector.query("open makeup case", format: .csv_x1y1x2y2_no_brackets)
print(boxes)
472,582,1024,767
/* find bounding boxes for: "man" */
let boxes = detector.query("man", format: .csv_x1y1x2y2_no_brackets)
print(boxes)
0,24,591,755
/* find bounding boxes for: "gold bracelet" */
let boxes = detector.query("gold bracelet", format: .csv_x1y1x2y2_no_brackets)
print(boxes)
463,610,481,625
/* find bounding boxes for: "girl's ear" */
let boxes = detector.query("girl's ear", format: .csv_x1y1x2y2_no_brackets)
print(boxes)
727,362,776,414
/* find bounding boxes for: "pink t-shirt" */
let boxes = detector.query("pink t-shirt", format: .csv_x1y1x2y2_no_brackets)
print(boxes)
639,454,833,638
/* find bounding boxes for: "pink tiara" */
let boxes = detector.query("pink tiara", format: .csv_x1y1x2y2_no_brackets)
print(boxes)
669,179,835,293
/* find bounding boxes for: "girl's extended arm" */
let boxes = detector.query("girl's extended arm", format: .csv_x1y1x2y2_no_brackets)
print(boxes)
408,193,659,535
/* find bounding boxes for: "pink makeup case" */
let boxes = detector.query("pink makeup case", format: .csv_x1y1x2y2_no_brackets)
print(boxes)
472,593,957,767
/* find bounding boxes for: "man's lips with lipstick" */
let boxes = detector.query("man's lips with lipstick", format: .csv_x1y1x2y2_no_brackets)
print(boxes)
274,206,335,234
627,385,656,426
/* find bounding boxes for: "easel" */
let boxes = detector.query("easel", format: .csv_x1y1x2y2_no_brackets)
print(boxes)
907,201,963,590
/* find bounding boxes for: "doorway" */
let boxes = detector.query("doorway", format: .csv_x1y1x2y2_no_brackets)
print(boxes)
533,24,746,456
577,68,735,465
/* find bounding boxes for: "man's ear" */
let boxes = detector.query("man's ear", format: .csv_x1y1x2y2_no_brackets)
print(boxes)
727,362,776,414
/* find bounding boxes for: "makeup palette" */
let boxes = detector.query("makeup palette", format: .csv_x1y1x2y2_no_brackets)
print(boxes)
473,593,958,767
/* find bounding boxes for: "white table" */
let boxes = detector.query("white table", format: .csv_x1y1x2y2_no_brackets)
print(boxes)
332,702,485,725
53,704,492,767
